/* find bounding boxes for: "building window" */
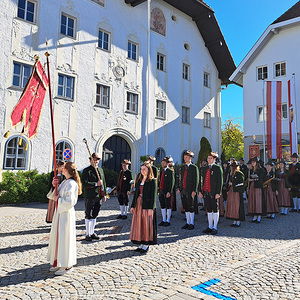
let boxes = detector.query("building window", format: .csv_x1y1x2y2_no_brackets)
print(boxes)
257,66,268,80
203,72,210,88
204,112,211,128
4,136,28,170
126,92,138,114
60,14,75,38
96,84,110,108
57,74,74,100
182,106,191,124
183,64,190,81
275,62,286,77
12,62,32,88
156,100,166,120
257,105,266,122
17,0,35,23
128,41,138,61
155,147,166,164
56,140,72,162
98,29,110,51
282,103,287,119
157,53,165,71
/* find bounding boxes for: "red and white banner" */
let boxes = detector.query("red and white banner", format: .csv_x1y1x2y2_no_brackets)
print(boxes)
266,81,282,159
288,78,298,155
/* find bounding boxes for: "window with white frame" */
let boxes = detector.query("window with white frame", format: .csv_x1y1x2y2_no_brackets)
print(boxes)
183,64,190,81
12,62,32,88
203,72,210,88
156,100,166,119
275,62,286,77
128,41,138,61
182,106,191,124
258,104,288,122
282,103,288,119
155,147,166,164
96,84,110,108
98,29,110,51
56,140,72,162
57,74,75,100
157,53,165,71
257,66,268,80
17,0,35,23
4,136,28,170
126,92,138,113
204,112,211,128
60,14,75,38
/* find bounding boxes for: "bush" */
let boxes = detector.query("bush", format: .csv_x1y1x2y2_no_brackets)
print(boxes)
197,137,212,166
103,167,118,187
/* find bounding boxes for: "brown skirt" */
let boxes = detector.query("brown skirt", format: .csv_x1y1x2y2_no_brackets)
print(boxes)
264,186,279,214
277,180,291,207
46,199,56,223
130,195,157,245
225,187,245,220
248,184,263,215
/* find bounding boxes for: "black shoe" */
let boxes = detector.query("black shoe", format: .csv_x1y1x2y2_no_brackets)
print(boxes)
122,215,128,219
230,224,236,227
164,222,170,227
236,223,241,227
255,219,261,223
85,235,92,242
251,219,257,223
210,229,218,235
91,233,100,240
134,247,142,252
158,221,166,226
290,209,297,212
182,223,189,229
187,224,195,230
200,207,205,211
140,247,149,254
116,214,123,219
203,227,212,233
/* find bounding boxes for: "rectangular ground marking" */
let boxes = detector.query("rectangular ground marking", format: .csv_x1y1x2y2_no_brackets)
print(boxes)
191,279,236,300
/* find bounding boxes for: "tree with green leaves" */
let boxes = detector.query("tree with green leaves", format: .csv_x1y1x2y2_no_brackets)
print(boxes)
197,137,212,166
221,117,244,162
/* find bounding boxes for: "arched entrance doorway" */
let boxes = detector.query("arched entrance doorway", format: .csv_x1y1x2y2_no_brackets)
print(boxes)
102,135,131,172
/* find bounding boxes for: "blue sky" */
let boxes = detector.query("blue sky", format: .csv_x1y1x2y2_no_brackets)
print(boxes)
204,0,299,126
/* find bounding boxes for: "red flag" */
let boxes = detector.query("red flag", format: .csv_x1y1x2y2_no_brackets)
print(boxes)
10,60,49,140
266,81,282,159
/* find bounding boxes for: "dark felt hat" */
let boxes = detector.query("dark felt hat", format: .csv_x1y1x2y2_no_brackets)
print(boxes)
183,150,194,158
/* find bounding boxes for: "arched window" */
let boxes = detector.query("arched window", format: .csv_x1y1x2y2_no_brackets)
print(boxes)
155,147,166,164
181,150,187,164
3,136,28,170
56,140,73,162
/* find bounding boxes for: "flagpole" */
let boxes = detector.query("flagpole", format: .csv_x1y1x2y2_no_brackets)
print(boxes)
262,79,266,163
45,51,58,195
292,73,299,155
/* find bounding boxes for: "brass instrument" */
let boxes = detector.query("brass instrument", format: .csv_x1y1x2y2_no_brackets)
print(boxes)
83,138,110,199
263,175,275,188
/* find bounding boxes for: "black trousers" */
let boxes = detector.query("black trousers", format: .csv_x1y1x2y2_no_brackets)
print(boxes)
117,192,129,206
159,190,171,209
85,197,102,219
181,189,195,213
204,193,219,213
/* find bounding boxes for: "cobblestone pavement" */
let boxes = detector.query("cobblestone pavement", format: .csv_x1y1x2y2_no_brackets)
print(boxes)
0,196,300,300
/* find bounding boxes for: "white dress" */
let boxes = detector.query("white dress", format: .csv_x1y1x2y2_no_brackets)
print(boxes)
47,179,78,268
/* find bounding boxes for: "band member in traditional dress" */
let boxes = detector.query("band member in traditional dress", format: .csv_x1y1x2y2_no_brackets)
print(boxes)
82,153,107,241
115,159,133,220
220,160,230,217
198,160,207,209
158,156,175,226
263,162,278,219
225,161,245,227
248,157,265,223
199,152,223,235
287,153,300,212
130,161,157,253
168,158,177,211
47,162,82,276
148,155,158,178
177,150,199,230
276,160,291,215
239,158,248,179
46,161,65,223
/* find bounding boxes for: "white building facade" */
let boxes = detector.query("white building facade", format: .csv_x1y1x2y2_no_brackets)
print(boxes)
230,2,300,162
0,0,235,174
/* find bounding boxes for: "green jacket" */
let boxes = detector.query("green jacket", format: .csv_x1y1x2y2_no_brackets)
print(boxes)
200,164,223,196
158,168,175,194
82,165,107,198
151,165,158,178
131,179,157,210
231,171,245,193
179,163,199,193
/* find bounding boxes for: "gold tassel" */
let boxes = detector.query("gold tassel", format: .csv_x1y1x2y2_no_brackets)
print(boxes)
24,143,28,151
3,130,10,138
18,137,22,146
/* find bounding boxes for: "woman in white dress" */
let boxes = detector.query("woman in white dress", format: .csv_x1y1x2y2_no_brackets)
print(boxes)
47,162,82,275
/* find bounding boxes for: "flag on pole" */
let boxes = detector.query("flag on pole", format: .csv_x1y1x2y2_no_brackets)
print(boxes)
288,77,298,155
266,81,282,159
10,59,49,140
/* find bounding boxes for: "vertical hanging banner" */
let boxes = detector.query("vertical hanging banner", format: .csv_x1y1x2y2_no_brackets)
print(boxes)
266,81,282,159
10,59,49,140
288,78,298,155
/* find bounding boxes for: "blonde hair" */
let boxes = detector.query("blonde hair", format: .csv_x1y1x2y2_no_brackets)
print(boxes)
64,162,82,195
138,161,154,182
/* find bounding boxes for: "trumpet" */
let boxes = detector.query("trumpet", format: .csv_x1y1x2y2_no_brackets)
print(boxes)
263,176,275,188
